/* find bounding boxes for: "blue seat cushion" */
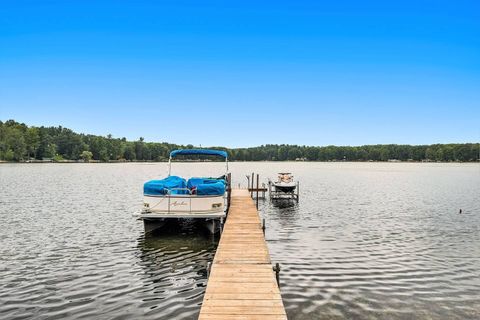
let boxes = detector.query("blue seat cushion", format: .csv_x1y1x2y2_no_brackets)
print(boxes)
196,181,225,195
187,177,225,195
144,176,187,195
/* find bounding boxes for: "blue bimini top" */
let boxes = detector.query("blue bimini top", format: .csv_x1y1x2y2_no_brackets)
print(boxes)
170,149,228,159
144,176,187,195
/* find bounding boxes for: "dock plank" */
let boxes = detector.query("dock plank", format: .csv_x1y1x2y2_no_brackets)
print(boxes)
199,189,287,320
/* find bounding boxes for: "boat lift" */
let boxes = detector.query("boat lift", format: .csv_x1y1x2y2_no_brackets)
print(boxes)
268,179,299,202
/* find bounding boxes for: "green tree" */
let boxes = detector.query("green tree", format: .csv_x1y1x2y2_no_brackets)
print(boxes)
0,119,478,163
425,147,435,160
1,149,15,161
135,137,145,160
25,127,40,159
124,143,136,160
45,143,57,158
80,150,93,162
7,128,27,160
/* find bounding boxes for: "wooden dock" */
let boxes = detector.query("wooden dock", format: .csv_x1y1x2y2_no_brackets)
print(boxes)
199,189,287,320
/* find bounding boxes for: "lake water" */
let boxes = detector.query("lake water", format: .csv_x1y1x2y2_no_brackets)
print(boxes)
1,162,479,319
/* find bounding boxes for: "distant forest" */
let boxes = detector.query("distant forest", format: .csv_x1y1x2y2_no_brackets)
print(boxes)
0,120,479,162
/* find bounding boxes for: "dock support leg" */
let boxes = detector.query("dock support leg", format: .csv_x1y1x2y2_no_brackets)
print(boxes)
273,263,281,287
206,261,211,279
268,181,272,201
296,181,300,202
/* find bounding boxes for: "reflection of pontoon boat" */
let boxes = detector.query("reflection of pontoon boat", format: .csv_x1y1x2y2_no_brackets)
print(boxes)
134,149,229,233
272,173,296,193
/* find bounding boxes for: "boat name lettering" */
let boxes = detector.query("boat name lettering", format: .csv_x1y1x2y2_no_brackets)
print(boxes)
171,201,188,207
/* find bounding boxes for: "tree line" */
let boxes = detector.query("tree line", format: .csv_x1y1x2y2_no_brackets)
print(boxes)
1,120,478,162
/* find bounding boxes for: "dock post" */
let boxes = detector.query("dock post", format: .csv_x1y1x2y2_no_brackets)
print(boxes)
262,218,265,235
273,262,281,287
296,181,300,202
256,174,259,209
251,172,254,197
268,180,272,201
227,173,232,214
206,261,211,279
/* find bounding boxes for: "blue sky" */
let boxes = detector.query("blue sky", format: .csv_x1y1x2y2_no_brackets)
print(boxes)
1,1,479,147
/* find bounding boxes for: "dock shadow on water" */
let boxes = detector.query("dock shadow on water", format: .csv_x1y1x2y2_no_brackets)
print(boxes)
136,220,218,319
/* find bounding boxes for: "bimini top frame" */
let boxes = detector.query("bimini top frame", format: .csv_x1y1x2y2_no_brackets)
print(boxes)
168,149,229,175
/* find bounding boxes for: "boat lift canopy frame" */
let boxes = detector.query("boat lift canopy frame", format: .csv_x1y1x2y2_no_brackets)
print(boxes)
168,149,229,176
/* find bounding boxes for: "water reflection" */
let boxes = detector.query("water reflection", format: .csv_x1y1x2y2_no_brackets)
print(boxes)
1,163,478,320
135,220,218,319
271,199,299,210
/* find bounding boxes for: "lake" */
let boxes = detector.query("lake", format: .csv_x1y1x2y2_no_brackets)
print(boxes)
1,162,479,319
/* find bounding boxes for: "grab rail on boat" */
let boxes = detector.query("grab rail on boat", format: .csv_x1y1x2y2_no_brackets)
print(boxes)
166,188,193,195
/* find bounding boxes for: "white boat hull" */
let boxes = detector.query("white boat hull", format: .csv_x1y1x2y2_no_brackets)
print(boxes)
134,194,226,234
273,182,296,193
141,194,225,216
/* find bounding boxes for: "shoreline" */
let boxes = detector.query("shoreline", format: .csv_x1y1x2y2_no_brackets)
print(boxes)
1,160,478,164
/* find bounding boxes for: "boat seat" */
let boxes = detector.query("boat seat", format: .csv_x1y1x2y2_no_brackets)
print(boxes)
187,177,225,195
187,177,224,189
144,176,187,195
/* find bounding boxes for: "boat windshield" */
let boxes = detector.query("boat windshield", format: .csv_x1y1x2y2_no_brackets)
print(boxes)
278,173,293,183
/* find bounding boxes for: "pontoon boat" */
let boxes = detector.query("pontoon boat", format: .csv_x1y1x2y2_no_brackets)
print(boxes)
134,149,229,233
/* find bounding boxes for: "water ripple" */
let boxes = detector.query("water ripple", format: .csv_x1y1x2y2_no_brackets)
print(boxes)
1,162,479,319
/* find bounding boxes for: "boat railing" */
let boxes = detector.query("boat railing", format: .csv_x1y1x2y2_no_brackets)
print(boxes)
166,188,193,195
